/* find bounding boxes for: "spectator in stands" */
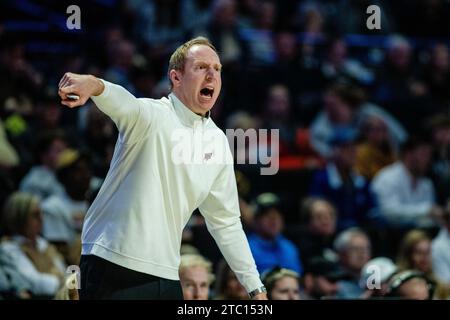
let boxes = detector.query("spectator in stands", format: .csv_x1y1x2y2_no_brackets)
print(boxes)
359,257,398,299
285,197,337,263
41,149,91,265
371,135,443,229
334,228,372,298
242,0,277,66
262,84,297,157
248,193,303,274
419,43,450,107
310,82,406,159
206,0,245,66
0,192,66,298
214,259,248,300
386,270,435,300
432,199,450,289
19,130,67,200
0,247,32,299
320,38,374,86
310,127,376,230
374,35,424,130
262,266,301,300
427,113,450,205
104,39,136,94
398,229,449,299
355,115,397,180
128,0,187,52
179,254,215,300
310,83,364,158
302,255,348,300
81,105,116,178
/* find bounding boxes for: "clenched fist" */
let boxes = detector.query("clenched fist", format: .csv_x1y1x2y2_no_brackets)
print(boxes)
58,72,105,108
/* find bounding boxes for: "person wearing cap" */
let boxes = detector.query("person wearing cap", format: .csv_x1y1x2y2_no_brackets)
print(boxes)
247,193,303,275
385,270,436,300
309,126,376,231
359,257,398,299
261,267,301,300
58,37,267,300
302,256,349,300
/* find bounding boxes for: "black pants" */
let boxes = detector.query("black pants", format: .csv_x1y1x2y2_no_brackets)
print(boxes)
79,254,184,300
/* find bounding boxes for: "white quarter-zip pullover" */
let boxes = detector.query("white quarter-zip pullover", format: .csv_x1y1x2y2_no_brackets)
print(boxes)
81,80,262,292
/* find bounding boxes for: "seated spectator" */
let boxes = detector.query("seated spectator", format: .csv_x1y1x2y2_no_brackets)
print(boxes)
0,248,32,299
427,114,450,205
355,115,397,180
417,43,450,108
397,229,449,299
19,130,67,200
262,266,301,300
373,35,419,128
386,270,435,300
214,259,248,300
179,254,215,300
302,256,349,300
319,38,374,86
285,197,337,263
248,193,303,274
0,192,66,298
359,257,398,299
262,84,296,157
372,135,443,229
309,127,376,230
310,83,365,158
334,228,372,298
432,200,450,290
41,149,91,265
310,82,407,158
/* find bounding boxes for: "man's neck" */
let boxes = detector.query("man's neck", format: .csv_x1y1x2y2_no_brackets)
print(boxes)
171,91,208,117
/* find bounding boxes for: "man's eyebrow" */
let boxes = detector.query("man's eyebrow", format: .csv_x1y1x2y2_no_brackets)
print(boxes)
193,60,222,69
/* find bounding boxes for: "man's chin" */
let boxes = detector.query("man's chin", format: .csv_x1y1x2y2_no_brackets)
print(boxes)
196,102,214,114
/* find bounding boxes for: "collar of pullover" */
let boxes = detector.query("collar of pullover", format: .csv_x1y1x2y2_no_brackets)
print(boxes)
169,93,211,128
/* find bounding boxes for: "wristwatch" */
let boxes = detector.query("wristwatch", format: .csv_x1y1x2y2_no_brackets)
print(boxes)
248,286,267,298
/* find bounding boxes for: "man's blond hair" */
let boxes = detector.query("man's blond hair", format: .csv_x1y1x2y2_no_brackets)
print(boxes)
168,37,218,90
179,254,215,284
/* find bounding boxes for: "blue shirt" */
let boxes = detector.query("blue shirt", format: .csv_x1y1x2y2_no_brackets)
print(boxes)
248,233,303,275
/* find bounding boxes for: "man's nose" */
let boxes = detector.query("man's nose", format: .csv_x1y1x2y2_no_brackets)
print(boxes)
206,68,215,80
193,286,200,299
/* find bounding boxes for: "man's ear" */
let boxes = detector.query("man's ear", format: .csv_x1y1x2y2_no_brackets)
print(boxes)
169,69,181,88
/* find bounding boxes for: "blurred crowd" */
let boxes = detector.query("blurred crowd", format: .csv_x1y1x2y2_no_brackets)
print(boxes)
1,0,450,300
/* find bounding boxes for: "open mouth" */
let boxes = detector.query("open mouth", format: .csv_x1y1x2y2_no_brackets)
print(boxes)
200,87,214,98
